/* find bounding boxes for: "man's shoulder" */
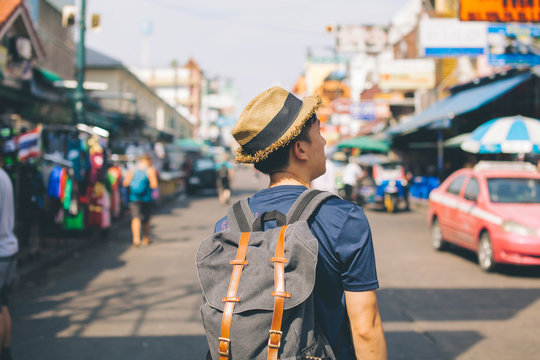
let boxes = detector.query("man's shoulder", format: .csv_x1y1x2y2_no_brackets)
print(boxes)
318,196,359,217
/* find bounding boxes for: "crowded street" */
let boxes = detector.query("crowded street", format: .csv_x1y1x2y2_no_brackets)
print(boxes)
1,0,540,359
9,167,540,360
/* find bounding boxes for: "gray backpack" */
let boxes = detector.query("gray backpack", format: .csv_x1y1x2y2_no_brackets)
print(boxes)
197,189,338,360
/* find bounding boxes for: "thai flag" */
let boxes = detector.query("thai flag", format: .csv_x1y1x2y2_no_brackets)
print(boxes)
17,127,41,161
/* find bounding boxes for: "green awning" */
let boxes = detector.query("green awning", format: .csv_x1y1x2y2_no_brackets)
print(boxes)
177,138,204,149
35,67,63,84
336,136,389,153
85,111,117,131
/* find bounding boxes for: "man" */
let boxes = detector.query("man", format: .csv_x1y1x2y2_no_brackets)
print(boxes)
311,151,338,194
215,155,234,205
123,154,158,247
214,86,387,359
0,141,17,360
342,156,364,202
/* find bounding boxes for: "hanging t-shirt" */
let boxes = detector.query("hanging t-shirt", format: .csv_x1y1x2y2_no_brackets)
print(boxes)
0,168,18,257
47,166,63,198
214,185,379,360
90,151,104,183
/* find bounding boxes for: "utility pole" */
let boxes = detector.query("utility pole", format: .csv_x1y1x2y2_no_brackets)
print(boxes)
171,59,179,140
74,0,86,124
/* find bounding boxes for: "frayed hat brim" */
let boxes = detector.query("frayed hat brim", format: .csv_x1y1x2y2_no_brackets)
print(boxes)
235,95,322,164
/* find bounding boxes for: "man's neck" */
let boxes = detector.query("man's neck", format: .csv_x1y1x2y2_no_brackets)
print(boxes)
269,171,310,188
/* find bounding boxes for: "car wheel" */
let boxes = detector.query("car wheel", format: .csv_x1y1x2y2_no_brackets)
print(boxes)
478,232,496,272
431,219,446,251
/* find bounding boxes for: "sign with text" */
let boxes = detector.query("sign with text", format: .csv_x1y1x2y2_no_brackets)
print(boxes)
460,0,540,23
336,25,388,54
487,23,540,65
379,59,436,90
419,18,487,57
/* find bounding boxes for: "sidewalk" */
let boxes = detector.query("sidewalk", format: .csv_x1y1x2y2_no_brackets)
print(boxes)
15,192,186,286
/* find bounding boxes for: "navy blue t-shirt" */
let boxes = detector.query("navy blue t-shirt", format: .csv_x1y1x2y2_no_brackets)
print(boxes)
214,185,379,359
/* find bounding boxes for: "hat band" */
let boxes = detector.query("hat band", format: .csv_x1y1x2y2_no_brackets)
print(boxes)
242,93,302,154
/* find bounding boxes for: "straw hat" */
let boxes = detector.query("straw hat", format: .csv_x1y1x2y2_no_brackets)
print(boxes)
232,86,322,163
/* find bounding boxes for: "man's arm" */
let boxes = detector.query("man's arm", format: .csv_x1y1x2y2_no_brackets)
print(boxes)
122,169,133,188
345,290,387,360
147,167,159,189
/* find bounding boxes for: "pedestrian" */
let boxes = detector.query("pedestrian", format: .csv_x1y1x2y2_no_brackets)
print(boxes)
123,154,158,247
212,86,386,359
342,156,364,202
311,156,338,193
0,140,17,360
216,156,233,205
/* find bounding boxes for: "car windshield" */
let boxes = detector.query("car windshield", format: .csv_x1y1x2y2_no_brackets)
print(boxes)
487,177,540,204
193,159,215,171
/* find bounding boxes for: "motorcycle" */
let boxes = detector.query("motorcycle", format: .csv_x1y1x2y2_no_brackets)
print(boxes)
376,179,406,213
372,162,408,213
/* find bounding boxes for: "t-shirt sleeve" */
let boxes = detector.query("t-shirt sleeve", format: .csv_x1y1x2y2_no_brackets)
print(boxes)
214,216,229,233
335,206,379,292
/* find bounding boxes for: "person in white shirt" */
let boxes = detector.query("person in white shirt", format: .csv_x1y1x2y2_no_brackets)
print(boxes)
342,157,364,202
0,141,17,360
311,158,338,194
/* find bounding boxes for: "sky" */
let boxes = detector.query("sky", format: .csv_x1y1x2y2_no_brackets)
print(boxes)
85,0,409,109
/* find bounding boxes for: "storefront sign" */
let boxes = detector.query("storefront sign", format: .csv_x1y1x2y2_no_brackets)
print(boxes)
0,46,7,70
460,0,540,23
487,23,540,66
419,18,487,57
331,98,351,114
373,92,405,104
379,59,435,90
351,102,376,121
336,25,388,54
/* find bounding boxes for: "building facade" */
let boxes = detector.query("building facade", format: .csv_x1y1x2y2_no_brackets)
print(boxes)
85,48,193,140
133,58,204,137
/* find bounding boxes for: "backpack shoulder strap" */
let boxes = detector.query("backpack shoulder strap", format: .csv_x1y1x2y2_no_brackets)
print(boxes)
286,189,339,224
226,197,254,232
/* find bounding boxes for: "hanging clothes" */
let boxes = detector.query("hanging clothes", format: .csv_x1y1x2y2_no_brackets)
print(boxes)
88,137,104,184
107,166,122,219
47,166,63,198
87,182,110,229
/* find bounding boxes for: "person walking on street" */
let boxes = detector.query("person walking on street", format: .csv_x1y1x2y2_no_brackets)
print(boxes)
0,143,17,360
123,154,158,247
213,86,387,359
342,156,364,202
216,156,234,205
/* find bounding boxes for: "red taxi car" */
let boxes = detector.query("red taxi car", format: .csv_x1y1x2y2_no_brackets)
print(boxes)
427,161,540,271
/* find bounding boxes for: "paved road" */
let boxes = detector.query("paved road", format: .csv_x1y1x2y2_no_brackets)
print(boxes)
11,167,540,359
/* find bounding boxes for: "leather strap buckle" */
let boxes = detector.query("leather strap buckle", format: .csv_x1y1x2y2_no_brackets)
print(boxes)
271,291,291,298
218,337,230,357
268,329,283,349
229,259,248,265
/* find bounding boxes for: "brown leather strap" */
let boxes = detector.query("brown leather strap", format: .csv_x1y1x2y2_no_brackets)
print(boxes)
268,225,290,360
219,232,250,360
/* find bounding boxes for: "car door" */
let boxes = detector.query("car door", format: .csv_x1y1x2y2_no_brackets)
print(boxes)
456,176,481,249
439,175,467,243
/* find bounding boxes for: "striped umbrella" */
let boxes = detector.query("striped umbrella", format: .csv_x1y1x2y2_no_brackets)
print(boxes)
461,115,540,154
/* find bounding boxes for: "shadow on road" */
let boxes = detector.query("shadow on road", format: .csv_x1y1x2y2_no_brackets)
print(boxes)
385,330,482,360
442,244,540,278
379,287,540,359
14,333,208,360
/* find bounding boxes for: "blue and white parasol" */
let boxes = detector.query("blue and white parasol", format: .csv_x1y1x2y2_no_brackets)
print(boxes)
461,115,540,154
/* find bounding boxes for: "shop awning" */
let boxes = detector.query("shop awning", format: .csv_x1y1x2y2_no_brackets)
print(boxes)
34,67,63,84
387,73,532,136
336,136,389,152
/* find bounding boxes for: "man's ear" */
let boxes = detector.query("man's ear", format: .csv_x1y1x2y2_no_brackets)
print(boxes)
292,140,309,161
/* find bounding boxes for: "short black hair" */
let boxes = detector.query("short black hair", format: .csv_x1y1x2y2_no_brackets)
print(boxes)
254,115,317,175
